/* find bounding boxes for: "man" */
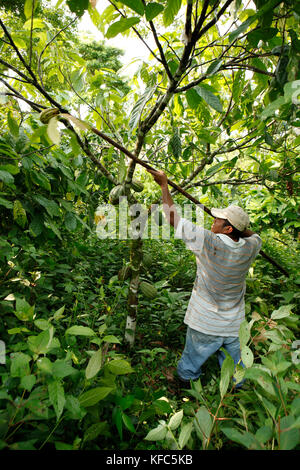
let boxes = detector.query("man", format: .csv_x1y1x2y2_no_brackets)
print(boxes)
147,168,262,388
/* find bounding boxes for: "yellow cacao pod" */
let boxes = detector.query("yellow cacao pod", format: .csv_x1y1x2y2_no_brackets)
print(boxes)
39,108,60,124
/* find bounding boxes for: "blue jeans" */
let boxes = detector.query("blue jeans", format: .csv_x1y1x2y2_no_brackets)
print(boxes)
177,327,245,387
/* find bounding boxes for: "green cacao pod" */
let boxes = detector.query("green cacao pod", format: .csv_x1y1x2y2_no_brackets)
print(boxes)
142,253,152,268
139,281,157,299
131,179,144,192
39,108,60,124
109,184,125,205
118,265,132,281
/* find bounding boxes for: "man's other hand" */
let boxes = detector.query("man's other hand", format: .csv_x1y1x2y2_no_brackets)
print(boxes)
147,168,168,187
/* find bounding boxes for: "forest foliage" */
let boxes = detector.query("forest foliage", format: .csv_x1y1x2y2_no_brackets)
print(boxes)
0,0,299,451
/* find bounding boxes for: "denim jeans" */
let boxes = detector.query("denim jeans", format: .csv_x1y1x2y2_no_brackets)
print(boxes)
177,326,245,387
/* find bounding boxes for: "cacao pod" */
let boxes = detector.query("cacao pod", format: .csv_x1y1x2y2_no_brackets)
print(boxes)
109,184,125,205
39,108,60,124
131,179,144,192
118,265,132,281
142,253,152,268
139,281,157,299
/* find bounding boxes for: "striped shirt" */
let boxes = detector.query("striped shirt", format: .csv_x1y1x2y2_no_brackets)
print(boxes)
175,218,262,337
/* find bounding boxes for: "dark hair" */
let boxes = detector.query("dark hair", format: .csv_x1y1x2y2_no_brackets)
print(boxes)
222,219,242,240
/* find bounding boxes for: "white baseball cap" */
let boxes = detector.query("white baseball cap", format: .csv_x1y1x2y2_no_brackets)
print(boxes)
211,205,250,232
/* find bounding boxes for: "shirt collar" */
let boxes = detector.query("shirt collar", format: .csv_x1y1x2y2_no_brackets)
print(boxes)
216,233,245,248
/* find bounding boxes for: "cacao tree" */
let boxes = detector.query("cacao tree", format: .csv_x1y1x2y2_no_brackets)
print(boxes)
0,0,299,346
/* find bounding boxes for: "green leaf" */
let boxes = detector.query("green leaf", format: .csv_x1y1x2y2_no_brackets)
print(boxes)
0,170,14,184
85,350,102,380
119,0,144,15
144,423,167,441
241,345,254,368
193,406,213,444
79,387,113,407
24,0,40,19
23,18,45,29
15,298,35,322
239,320,250,349
195,86,223,113
206,59,223,76
168,410,183,430
145,2,164,21
186,88,202,109
178,422,193,449
34,195,60,218
102,335,121,344
255,425,273,444
20,374,36,392
106,359,134,375
260,96,285,120
163,0,182,27
30,171,51,191
36,357,53,374
10,352,31,378
7,111,19,137
28,327,57,355
220,352,235,398
122,412,135,433
65,325,96,336
0,197,13,209
66,0,89,17
106,17,140,39
83,422,108,442
52,360,76,378
48,380,65,420
129,86,156,130
279,416,300,450
271,304,294,320
65,212,77,231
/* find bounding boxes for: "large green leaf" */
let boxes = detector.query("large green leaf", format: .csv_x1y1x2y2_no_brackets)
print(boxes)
0,170,14,184
129,86,156,130
66,0,89,17
163,0,182,27
195,86,223,113
168,410,183,430
119,0,144,15
145,2,164,21
79,387,114,407
220,351,235,398
106,359,134,375
106,17,140,39
85,350,102,380
193,406,213,445
65,325,96,336
10,352,31,378
15,298,35,322
48,380,65,420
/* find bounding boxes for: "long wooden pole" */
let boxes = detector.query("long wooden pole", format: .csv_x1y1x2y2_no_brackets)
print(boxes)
59,114,289,277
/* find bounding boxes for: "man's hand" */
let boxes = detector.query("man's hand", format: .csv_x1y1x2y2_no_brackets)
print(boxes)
147,168,168,188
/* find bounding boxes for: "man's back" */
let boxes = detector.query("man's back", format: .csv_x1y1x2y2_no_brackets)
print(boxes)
175,218,262,336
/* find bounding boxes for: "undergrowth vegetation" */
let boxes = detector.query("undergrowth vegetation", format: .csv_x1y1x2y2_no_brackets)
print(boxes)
0,227,299,450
